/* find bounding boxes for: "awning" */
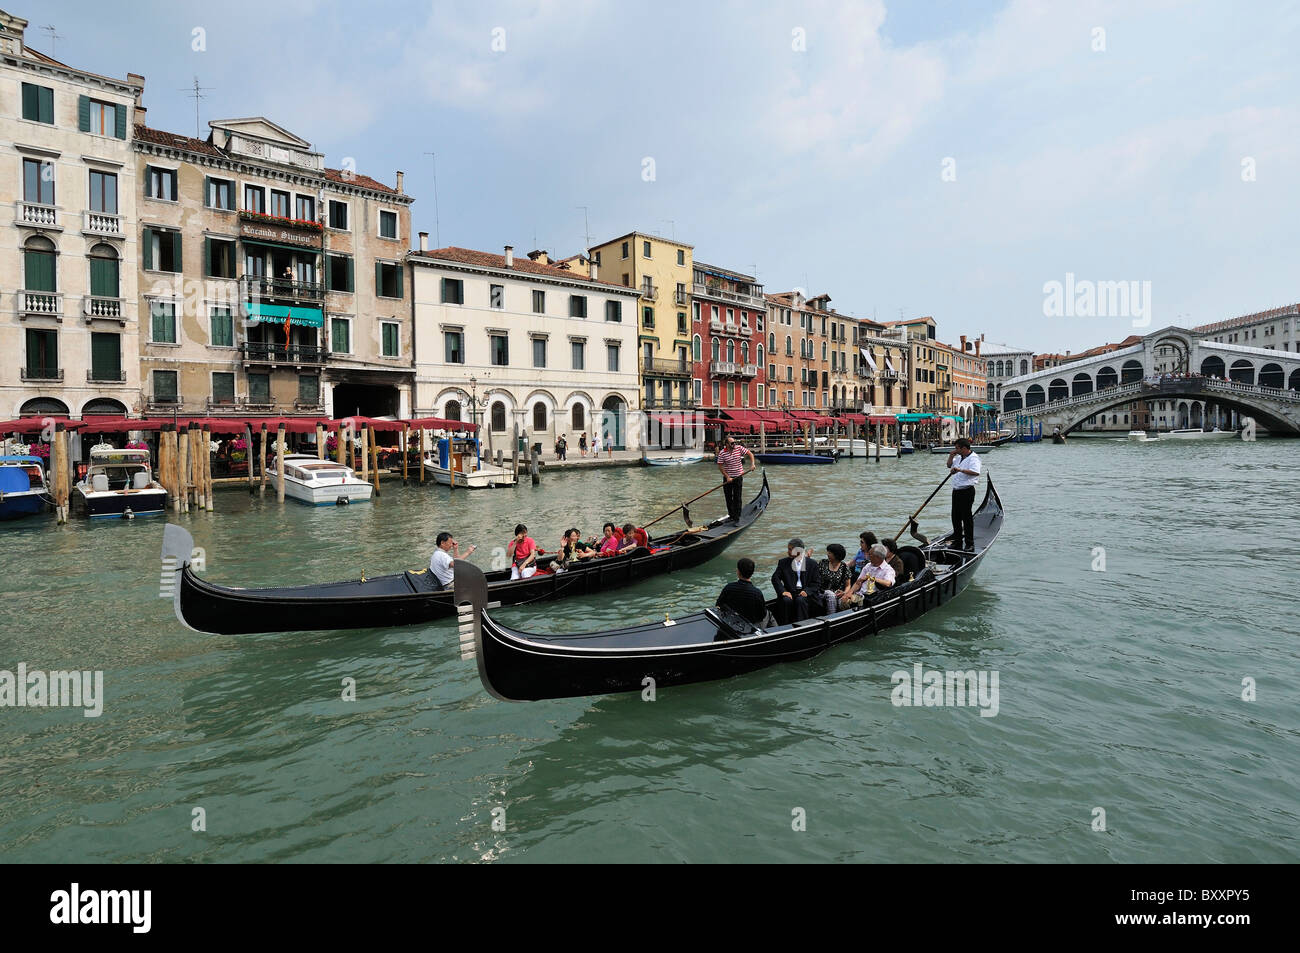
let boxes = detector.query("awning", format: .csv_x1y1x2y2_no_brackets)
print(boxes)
842,413,868,424
942,414,965,421
405,416,478,432
860,348,877,372
867,414,896,424
885,357,897,373
895,413,935,422
976,403,998,411
244,302,324,328
0,417,86,434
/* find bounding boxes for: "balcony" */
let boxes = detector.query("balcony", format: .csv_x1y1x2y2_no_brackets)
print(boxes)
241,341,329,366
87,369,127,383
240,274,325,305
83,295,126,324
674,289,688,306
739,323,752,337
20,367,62,382
147,395,183,413
708,318,724,333
709,360,742,377
692,282,766,309
83,210,123,238
15,200,59,230
17,290,62,320
739,364,759,378
643,397,696,410
643,357,692,379
640,283,658,302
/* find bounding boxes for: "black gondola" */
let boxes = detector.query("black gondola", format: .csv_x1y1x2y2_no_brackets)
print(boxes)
455,478,1003,701
161,474,770,635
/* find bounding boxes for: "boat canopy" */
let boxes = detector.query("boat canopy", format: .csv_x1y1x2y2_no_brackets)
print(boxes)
895,413,936,422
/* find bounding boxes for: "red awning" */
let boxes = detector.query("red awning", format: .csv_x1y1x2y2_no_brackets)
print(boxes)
718,417,757,433
0,417,86,434
867,414,896,425
404,416,478,432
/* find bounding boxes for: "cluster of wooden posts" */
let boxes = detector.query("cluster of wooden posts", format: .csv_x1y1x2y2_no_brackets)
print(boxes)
155,423,216,514
49,423,71,523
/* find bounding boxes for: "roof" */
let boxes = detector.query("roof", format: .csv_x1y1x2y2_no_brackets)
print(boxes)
1194,302,1299,334
589,231,693,251
410,246,636,290
977,341,1034,356
323,167,397,194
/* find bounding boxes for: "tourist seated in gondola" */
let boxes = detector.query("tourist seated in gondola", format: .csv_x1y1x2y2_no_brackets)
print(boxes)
597,522,630,556
716,557,768,625
817,543,854,615
880,538,907,582
507,523,539,579
852,531,879,573
621,522,651,555
771,538,822,624
555,528,595,571
429,532,476,589
846,544,895,604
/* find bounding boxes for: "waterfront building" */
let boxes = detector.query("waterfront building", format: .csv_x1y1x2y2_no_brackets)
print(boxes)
408,242,643,452
1,10,143,420
692,263,765,412
133,114,413,420
855,324,910,414
587,231,694,411
1193,302,1298,353
887,316,941,413
975,337,1034,405
942,336,988,426
765,290,847,412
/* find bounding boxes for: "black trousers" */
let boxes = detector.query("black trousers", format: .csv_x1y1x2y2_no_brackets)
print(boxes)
774,592,815,624
723,476,743,521
951,486,976,549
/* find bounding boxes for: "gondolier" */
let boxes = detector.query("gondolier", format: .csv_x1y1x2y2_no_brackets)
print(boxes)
716,436,756,523
945,438,982,551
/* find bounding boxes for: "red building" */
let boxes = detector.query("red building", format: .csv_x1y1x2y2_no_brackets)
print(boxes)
691,262,766,411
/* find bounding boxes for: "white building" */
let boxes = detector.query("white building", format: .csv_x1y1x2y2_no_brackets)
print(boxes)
1,9,142,420
409,242,644,452
974,337,1034,404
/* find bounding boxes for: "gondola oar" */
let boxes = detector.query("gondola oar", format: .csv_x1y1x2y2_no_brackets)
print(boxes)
893,469,955,546
642,478,730,531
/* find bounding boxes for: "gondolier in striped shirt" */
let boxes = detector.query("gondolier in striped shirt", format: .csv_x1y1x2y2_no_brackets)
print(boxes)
945,438,982,551
715,436,756,523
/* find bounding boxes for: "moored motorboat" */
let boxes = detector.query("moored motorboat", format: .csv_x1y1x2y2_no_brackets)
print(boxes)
72,447,167,519
899,439,915,455
0,455,49,521
753,451,837,464
162,474,771,634
812,437,898,458
274,453,374,505
456,479,1004,701
644,451,705,466
1159,428,1234,440
1127,430,1157,442
424,435,517,487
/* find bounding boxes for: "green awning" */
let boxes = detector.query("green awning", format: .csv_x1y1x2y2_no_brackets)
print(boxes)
242,236,322,254
942,414,965,421
895,413,935,422
976,403,998,411
244,302,323,328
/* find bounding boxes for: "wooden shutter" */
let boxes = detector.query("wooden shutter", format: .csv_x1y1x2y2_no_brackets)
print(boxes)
395,265,403,298
78,95,91,132
204,176,212,207
346,257,354,292
91,332,121,378
142,228,153,270
376,261,383,295
203,237,212,277
24,250,56,292
171,231,182,271
38,86,53,124
21,83,38,120
114,103,127,139
90,257,119,297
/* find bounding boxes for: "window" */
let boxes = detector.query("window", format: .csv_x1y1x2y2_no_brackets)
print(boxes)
444,330,464,363
143,228,181,272
25,328,58,377
711,339,720,361
379,209,398,239
490,402,506,432
727,382,735,406
533,404,548,431
90,332,121,381
145,166,177,201
205,238,236,278
298,374,319,404
150,301,177,343
85,98,123,137
677,249,685,266
153,370,178,402
381,322,400,358
445,400,462,422
328,200,348,230
270,189,290,217
244,185,265,213
642,307,654,329
621,241,629,259
677,312,687,335
327,254,353,292
605,300,622,322
643,240,651,258
569,295,587,318
532,290,545,314
248,373,270,405
88,244,119,298
490,284,504,309
532,337,547,368
89,171,118,213
622,273,630,286
440,277,464,304
330,316,351,354
711,381,720,405
607,344,620,372
212,372,235,404
693,335,702,361
21,83,54,124
491,334,509,366
22,158,54,204
210,307,234,347
785,335,793,356
23,237,56,291
571,340,585,370
376,261,403,298
200,176,231,210
696,379,704,404
295,195,315,222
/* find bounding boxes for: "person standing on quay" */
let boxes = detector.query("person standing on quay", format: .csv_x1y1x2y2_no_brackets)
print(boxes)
945,438,982,551
716,435,756,523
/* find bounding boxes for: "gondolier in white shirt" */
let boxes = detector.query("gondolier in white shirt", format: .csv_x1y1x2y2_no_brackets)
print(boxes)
715,436,756,523
944,438,982,551
430,532,476,589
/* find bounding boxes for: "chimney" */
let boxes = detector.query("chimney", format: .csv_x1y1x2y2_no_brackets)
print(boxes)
974,339,981,357
504,245,513,268
960,334,967,352
418,231,428,253
589,259,598,281
396,170,404,193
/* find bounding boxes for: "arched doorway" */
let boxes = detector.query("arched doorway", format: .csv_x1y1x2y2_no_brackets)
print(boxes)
1259,363,1284,389
1290,369,1300,391
1072,373,1093,396
600,395,626,450
532,402,548,433
490,401,506,432
1096,366,1118,389
444,399,462,422
19,397,69,416
1229,360,1254,384
82,398,128,417
1200,356,1225,378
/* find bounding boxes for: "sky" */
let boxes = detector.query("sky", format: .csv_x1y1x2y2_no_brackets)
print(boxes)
25,0,1300,353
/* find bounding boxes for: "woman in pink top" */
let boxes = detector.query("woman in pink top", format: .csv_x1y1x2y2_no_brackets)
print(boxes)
597,522,622,556
507,523,538,579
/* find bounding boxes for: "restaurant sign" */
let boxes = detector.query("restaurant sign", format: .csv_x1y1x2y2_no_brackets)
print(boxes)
239,220,322,249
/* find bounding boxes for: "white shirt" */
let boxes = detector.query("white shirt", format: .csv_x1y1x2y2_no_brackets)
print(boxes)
950,451,981,490
430,548,455,587
854,560,896,593
791,555,806,588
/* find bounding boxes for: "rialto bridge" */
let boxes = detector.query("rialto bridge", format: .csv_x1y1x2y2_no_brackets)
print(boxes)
1000,327,1300,434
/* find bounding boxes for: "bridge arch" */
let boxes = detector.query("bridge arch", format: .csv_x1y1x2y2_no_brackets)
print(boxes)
1120,359,1143,383
1048,378,1069,401
1229,359,1255,384
1072,373,1093,396
1004,389,1022,412
1260,363,1284,389
1291,369,1300,391
1025,384,1045,407
1200,355,1225,378
1096,365,1118,389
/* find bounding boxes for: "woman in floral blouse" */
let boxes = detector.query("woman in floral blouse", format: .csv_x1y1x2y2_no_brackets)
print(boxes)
818,543,854,614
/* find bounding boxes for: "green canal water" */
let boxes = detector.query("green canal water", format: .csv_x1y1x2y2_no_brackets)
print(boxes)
1,438,1296,863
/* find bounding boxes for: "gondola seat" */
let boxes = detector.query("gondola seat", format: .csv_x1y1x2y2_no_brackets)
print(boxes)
705,605,763,641
896,546,926,582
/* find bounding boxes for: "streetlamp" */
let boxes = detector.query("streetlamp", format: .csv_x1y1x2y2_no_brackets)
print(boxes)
468,375,491,452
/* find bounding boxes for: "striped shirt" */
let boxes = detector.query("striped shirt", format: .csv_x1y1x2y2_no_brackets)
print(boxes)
717,445,746,477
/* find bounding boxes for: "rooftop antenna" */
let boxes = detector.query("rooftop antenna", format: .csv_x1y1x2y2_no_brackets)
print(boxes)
179,76,213,139
577,206,592,251
422,152,441,248
40,24,62,60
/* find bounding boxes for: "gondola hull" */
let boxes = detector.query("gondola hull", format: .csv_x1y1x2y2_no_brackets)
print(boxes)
164,474,770,635
459,479,1003,701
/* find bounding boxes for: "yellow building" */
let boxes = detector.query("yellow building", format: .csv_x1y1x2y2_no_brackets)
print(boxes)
888,316,940,412
588,231,694,409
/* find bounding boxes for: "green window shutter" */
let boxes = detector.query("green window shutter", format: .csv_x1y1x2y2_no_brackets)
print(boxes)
171,231,182,271
142,228,153,270
204,176,212,207
114,103,127,139
24,251,56,292
440,277,447,301
325,255,333,288
39,87,53,124
203,237,212,277
91,332,121,378
345,257,354,292
78,95,91,132
21,83,38,120
375,261,383,294
90,258,119,297
395,264,404,298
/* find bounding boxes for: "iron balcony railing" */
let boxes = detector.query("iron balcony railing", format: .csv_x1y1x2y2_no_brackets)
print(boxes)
21,367,62,381
240,274,325,303
241,342,329,365
87,369,126,383
643,357,692,377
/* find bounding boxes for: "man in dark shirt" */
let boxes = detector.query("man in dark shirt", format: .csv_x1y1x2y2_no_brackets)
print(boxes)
716,557,768,624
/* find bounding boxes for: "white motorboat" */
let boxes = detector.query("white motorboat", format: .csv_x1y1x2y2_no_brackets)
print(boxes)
274,453,374,505
1159,428,1234,440
0,455,50,520
644,451,706,466
73,446,168,519
1126,430,1158,442
812,437,898,458
424,436,517,488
